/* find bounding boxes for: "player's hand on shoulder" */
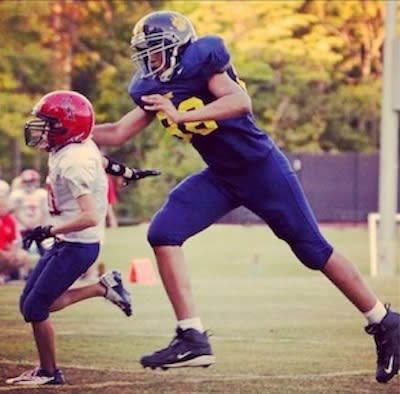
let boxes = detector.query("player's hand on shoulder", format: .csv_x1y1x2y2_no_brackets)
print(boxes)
142,95,182,124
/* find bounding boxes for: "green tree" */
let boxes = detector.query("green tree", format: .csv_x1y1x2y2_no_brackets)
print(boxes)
0,0,55,178
169,0,385,152
0,0,392,220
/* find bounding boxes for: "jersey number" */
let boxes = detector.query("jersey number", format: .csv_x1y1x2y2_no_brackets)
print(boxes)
46,183,61,216
156,97,218,142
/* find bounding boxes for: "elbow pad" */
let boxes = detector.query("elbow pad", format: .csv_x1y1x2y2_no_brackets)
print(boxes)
104,156,126,176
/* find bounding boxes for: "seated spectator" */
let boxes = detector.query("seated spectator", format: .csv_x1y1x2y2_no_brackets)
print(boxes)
10,175,22,192
0,195,37,283
9,169,48,255
0,179,10,200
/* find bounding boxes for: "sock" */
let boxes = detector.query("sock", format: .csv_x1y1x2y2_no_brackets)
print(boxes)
364,301,387,324
177,317,204,333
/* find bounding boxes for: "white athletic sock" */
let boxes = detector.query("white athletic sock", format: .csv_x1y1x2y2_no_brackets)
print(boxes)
177,317,204,333
364,301,387,325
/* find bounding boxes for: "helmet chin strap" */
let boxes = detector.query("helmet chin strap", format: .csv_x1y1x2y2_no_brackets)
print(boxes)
159,46,178,82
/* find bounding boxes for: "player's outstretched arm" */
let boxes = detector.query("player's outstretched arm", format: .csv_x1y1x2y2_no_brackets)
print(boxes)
92,106,155,147
103,156,161,184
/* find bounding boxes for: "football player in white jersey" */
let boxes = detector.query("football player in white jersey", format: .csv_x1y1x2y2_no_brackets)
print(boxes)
6,91,137,386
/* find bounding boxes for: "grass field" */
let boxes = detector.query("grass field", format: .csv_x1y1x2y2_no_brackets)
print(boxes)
0,223,399,394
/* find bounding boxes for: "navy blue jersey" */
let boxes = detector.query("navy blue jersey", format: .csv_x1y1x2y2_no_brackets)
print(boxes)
128,35,274,171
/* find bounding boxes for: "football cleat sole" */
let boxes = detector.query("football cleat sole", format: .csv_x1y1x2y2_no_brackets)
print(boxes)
143,355,216,370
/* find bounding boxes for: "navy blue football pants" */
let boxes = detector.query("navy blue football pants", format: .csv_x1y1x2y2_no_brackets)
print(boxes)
148,145,333,270
20,240,99,322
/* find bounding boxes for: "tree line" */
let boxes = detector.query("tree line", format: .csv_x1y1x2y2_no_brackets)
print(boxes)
0,0,392,221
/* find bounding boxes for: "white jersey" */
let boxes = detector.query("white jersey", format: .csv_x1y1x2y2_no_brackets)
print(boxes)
47,138,107,243
9,187,48,231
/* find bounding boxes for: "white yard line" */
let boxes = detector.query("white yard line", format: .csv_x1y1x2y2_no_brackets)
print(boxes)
0,359,374,392
0,381,133,391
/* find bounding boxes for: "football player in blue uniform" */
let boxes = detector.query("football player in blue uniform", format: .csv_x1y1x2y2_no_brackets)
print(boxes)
92,10,399,382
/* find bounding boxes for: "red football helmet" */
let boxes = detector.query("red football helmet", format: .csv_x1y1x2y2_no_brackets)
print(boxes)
24,90,94,150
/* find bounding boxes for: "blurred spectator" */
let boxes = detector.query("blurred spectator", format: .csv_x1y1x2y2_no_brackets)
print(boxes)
0,165,10,199
0,195,36,283
10,175,22,192
0,179,10,200
9,169,48,255
106,175,118,228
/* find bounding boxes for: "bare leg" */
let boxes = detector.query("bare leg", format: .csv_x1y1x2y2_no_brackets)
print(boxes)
30,283,106,373
322,250,377,313
50,283,105,312
32,320,56,373
153,245,196,320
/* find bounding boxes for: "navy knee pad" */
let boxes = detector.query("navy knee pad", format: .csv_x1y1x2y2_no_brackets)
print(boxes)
146,222,163,246
147,219,184,247
21,293,49,322
290,241,333,270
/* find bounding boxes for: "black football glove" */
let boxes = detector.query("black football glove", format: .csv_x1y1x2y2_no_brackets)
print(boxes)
123,168,161,185
23,225,54,249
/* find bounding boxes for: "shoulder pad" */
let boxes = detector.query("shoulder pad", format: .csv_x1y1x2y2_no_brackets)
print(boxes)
128,73,164,110
128,73,145,108
183,35,230,78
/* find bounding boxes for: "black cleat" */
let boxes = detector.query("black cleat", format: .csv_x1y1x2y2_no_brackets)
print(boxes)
140,328,216,370
365,305,400,383
100,270,132,317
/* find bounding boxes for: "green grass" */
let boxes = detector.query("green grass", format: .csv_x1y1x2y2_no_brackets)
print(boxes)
0,224,399,394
